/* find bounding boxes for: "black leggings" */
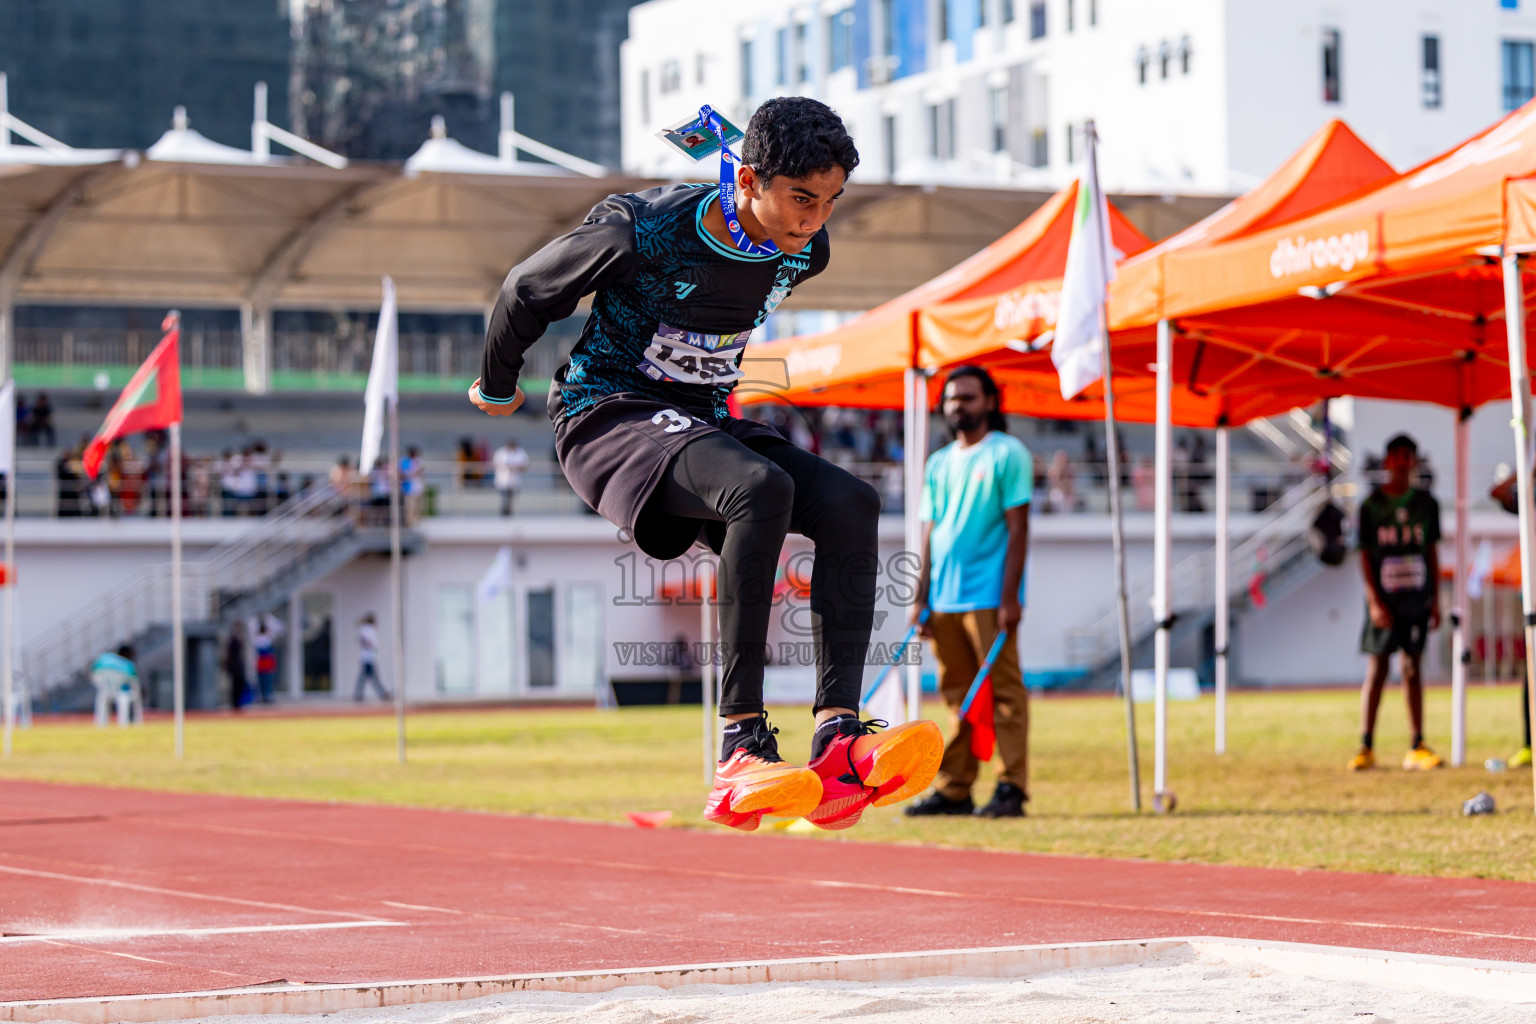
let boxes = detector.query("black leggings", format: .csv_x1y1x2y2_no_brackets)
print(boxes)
644,432,881,716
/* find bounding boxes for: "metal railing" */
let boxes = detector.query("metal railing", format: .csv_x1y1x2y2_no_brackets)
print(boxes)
1063,474,1334,669
18,482,371,696
12,326,574,387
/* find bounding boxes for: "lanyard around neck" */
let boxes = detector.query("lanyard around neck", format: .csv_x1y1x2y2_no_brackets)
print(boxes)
677,105,779,257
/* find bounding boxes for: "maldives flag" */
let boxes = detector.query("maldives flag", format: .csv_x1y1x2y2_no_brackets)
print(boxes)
83,313,182,479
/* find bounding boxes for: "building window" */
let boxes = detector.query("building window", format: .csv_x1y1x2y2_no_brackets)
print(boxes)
1322,27,1342,103
829,10,854,71
1029,1,1046,39
660,59,682,94
1158,40,1172,79
741,39,754,98
1180,35,1192,74
1065,122,1076,164
1422,34,1441,108
978,0,988,28
640,69,650,123
796,22,811,82
778,25,790,85
1505,39,1535,111
1136,46,1149,85
1066,0,1074,32
1003,0,1016,24
883,114,898,179
1089,0,1097,26
1029,127,1048,167
879,0,896,55
990,85,1008,152
927,99,956,159
937,0,950,41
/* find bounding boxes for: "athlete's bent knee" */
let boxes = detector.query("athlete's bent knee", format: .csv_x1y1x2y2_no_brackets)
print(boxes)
731,460,795,521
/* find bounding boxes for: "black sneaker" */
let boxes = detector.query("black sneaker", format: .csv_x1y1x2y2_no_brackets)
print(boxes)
903,790,975,817
974,781,1026,818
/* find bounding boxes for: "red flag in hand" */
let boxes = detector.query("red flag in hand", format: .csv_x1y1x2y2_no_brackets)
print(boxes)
957,632,1008,764
964,676,996,761
83,313,182,479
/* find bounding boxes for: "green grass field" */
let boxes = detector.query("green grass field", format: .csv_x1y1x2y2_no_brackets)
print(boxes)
3,686,1534,881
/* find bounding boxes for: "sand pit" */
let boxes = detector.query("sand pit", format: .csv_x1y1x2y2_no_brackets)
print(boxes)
19,939,1532,1024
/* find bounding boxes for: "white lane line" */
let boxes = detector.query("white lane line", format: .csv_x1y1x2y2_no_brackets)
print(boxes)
1,920,404,945
0,864,385,922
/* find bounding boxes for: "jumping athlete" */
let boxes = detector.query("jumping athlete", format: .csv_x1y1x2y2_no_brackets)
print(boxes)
469,97,941,830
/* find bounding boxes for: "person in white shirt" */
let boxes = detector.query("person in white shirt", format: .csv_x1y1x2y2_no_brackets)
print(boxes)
492,438,530,517
354,613,391,702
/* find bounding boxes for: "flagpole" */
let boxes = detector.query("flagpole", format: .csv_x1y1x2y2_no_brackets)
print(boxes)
171,420,184,759
389,394,405,765
2,383,14,758
1083,122,1141,813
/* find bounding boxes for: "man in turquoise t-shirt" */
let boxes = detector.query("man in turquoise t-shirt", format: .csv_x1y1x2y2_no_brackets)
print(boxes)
905,366,1033,819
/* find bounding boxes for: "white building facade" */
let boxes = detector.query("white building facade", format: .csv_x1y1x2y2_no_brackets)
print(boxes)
622,0,1536,193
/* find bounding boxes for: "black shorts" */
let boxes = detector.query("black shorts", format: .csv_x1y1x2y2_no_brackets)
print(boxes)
1359,611,1432,658
551,386,783,560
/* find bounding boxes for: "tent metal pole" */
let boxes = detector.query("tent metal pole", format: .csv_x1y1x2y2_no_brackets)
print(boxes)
903,368,924,723
1452,408,1471,767
1500,251,1536,815
388,397,405,765
701,559,715,784
1214,425,1229,756
171,422,184,760
1153,319,1172,801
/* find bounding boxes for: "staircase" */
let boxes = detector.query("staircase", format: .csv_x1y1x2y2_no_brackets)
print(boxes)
1063,474,1334,686
22,485,423,709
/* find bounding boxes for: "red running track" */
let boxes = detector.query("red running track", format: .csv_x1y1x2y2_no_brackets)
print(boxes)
2,779,1536,1003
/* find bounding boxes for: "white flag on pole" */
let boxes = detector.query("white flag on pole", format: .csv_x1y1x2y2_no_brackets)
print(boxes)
478,545,514,605
1052,136,1116,399
360,276,399,476
0,381,14,477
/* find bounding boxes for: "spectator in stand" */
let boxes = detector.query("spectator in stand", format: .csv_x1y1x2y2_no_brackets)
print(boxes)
493,437,530,517
219,449,240,516
31,393,54,448
190,454,213,516
55,441,84,517
1046,450,1076,514
233,446,259,515
401,446,424,518
14,393,29,446
1133,454,1156,511
144,431,167,517
248,441,273,513
354,613,391,702
454,437,479,489
329,456,356,501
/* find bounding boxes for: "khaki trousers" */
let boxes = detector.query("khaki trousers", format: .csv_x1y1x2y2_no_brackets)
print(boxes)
929,608,1029,800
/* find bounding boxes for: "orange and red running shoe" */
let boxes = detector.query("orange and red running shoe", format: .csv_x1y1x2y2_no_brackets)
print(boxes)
805,717,943,831
703,715,821,832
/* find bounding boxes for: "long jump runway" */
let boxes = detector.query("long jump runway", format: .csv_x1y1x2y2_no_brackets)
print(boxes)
3,779,1536,1005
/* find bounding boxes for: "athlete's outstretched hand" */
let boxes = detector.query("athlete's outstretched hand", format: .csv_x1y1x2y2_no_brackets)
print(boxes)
469,378,524,416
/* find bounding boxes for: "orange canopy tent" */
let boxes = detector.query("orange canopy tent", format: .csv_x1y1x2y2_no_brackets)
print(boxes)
921,120,1403,426
737,181,1154,416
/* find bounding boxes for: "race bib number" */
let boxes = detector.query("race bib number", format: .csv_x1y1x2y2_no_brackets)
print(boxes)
1380,554,1427,593
639,322,751,385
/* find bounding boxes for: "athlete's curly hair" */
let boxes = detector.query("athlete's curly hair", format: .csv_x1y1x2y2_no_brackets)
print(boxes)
741,97,859,183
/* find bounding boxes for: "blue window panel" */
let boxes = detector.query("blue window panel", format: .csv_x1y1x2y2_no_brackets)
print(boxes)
950,0,978,62
1504,0,1520,11
853,0,873,88
891,0,929,81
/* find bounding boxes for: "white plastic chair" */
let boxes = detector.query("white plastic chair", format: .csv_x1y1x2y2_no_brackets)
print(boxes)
92,669,142,727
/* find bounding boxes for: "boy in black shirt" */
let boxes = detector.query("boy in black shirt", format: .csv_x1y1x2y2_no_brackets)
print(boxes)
469,98,940,830
1350,434,1443,771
